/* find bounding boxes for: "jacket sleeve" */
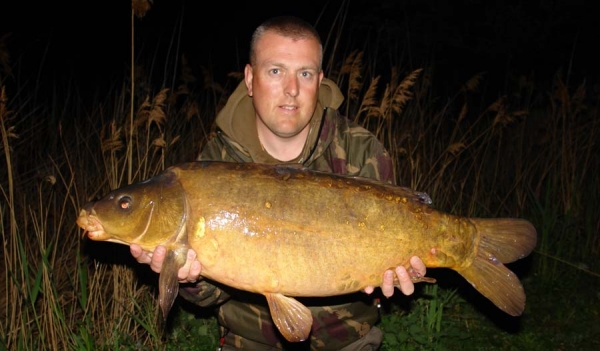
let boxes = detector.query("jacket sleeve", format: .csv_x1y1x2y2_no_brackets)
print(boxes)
179,281,231,307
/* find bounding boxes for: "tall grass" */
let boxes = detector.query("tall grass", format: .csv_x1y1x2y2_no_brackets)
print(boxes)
1,3,599,351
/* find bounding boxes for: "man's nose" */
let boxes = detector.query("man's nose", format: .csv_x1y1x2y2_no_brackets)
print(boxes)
284,76,299,97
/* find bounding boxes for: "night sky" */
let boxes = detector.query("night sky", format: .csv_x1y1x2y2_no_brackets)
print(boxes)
1,0,599,96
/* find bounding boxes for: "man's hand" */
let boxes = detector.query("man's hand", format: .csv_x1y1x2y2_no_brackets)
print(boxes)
363,256,427,297
130,244,202,283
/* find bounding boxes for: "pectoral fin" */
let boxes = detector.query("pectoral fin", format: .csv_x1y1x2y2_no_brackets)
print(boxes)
158,248,188,322
408,276,437,284
265,293,313,342
392,270,437,286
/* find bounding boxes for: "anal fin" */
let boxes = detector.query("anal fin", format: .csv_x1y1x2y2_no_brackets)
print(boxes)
265,293,313,342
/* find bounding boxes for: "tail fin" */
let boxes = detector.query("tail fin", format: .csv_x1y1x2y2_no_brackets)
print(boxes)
475,218,537,263
458,218,537,316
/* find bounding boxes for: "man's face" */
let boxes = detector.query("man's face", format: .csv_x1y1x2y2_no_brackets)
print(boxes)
244,31,324,139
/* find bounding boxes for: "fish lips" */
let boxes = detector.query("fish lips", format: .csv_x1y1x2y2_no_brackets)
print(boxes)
77,208,110,240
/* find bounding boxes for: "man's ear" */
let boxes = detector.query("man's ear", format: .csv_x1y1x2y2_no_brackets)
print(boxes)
318,70,324,85
244,64,254,96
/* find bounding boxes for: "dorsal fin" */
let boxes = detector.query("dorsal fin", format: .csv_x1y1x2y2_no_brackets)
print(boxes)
269,164,433,206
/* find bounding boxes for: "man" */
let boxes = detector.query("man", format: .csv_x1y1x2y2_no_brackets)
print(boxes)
131,15,426,350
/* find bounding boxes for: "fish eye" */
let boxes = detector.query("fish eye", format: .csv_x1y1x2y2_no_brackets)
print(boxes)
118,196,133,210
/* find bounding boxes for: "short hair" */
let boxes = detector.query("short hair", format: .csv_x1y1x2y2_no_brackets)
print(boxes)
249,16,323,68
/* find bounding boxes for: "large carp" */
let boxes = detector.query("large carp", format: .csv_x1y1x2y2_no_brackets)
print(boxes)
76,161,537,342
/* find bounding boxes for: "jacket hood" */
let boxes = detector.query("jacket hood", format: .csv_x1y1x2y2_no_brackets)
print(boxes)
214,78,344,163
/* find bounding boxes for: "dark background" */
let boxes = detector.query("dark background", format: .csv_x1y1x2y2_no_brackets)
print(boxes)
1,0,598,98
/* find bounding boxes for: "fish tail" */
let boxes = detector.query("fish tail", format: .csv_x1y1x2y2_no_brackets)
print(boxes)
473,218,537,263
457,218,537,316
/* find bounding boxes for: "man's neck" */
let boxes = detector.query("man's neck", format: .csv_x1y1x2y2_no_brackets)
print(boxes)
257,125,309,162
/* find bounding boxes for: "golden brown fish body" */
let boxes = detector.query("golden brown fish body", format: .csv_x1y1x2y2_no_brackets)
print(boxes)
77,161,537,342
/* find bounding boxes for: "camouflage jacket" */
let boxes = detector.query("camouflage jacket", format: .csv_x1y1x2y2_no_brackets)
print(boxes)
180,79,395,350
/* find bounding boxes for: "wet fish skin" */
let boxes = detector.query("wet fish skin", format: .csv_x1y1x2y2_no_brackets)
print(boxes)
76,161,537,342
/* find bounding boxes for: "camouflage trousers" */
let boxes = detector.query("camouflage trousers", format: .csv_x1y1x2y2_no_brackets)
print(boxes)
220,326,383,351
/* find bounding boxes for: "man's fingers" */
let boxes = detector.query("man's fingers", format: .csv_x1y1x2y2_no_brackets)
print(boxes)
395,266,415,296
188,260,202,281
381,270,395,297
149,245,166,273
130,244,152,264
409,256,426,277
178,249,198,281
130,244,143,259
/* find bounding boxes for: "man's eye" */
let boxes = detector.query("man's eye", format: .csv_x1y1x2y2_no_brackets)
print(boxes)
270,69,280,75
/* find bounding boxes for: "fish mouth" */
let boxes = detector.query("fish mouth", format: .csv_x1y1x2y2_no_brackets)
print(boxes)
77,209,109,240
85,229,109,240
